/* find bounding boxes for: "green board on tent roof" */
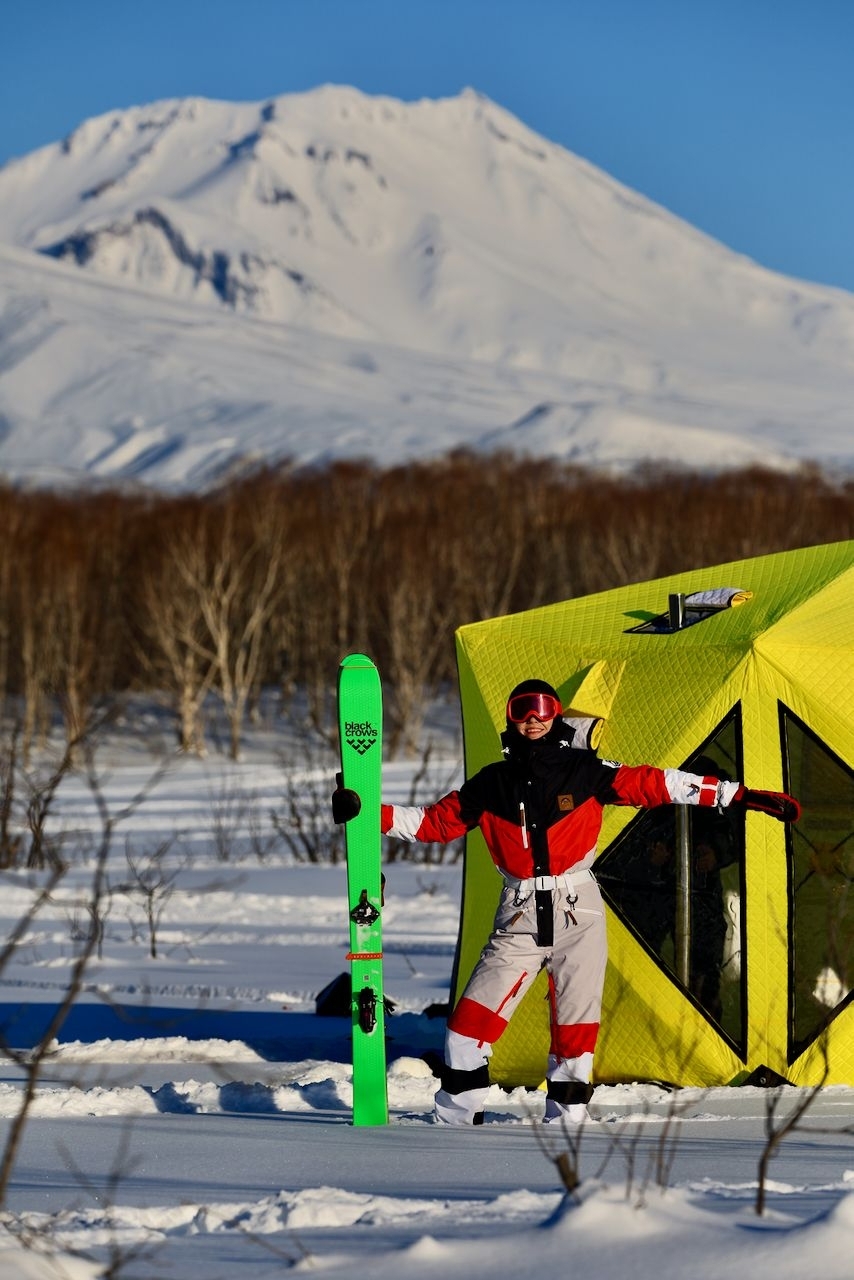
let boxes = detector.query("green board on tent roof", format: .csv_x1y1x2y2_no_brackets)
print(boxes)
453,540,854,1088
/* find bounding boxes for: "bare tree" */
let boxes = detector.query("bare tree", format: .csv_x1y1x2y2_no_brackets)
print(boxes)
149,483,291,760
286,463,380,738
0,722,23,868
379,564,456,756
0,486,22,718
15,507,63,759
134,498,218,755
0,458,852,757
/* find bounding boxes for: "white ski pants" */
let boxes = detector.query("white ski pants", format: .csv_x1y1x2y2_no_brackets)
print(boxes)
434,875,607,1124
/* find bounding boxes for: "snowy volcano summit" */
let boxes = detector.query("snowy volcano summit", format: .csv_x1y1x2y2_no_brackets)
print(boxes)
1,84,854,487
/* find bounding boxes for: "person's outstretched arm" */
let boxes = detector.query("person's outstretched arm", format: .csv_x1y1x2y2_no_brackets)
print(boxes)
605,762,800,823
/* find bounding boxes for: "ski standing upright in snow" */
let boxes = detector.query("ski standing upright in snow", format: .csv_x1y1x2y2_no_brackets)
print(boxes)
336,654,388,1125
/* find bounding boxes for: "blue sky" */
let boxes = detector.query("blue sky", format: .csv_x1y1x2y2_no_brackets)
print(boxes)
2,0,852,292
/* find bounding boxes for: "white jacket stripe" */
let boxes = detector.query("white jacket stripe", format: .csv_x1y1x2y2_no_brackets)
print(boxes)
663,770,740,807
386,804,426,842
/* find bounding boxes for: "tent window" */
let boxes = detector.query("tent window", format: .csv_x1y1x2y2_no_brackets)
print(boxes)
596,709,746,1054
781,706,854,1062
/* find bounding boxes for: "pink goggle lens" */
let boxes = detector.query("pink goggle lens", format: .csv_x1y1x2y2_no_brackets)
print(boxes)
507,692,562,723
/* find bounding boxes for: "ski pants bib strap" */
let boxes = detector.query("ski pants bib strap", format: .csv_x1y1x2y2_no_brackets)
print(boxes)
499,864,598,949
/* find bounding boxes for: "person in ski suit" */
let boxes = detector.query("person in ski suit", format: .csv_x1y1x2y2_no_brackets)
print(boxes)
333,678,800,1125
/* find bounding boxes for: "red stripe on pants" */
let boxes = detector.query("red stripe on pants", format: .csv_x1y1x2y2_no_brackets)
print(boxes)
547,972,599,1058
550,1021,599,1058
448,997,510,1046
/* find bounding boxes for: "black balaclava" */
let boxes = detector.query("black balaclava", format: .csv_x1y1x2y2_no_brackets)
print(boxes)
503,679,565,761
505,679,562,729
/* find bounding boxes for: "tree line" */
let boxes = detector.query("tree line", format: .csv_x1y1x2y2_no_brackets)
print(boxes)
1,454,852,759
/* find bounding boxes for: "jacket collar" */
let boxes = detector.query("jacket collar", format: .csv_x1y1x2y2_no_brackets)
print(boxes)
501,719,575,765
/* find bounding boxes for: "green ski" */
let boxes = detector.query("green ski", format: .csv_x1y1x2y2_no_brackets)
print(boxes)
337,653,388,1126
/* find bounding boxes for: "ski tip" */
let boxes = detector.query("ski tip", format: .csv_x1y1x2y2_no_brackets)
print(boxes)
339,653,377,671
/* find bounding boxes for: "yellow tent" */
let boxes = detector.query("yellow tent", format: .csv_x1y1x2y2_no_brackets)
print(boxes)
453,541,854,1088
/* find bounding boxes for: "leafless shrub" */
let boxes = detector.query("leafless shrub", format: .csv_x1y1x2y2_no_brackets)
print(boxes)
0,722,76,871
589,1085,695,1207
755,1079,824,1215
123,836,189,960
0,744,166,1206
57,1123,159,1279
208,776,283,863
0,1217,91,1280
530,1109,586,1199
533,1084,696,1215
752,1032,839,1217
272,744,344,865
534,973,714,1211
24,742,76,871
208,775,254,862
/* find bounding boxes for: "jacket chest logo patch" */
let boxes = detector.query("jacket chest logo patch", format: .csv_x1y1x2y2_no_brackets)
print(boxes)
558,794,575,812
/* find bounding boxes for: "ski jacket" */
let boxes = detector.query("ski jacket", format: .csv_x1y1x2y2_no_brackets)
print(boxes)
381,719,741,882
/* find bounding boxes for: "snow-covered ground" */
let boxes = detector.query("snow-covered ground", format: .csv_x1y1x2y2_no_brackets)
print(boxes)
2,710,854,1278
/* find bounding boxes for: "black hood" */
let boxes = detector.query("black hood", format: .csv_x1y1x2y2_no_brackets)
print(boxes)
505,678,561,731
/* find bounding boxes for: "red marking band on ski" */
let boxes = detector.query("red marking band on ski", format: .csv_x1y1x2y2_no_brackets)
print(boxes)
346,951,383,960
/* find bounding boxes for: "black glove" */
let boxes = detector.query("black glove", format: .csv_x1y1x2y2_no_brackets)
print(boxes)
332,772,361,824
733,785,801,823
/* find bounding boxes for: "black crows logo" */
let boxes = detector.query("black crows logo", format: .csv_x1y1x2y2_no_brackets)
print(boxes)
345,720,379,755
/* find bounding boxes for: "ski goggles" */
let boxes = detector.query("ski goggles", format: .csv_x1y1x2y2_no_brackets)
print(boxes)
506,691,563,723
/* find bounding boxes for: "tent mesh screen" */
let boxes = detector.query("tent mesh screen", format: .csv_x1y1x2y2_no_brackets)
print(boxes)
596,709,747,1053
782,705,854,1061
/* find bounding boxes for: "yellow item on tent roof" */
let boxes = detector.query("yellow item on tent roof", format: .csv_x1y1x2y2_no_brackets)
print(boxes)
453,541,854,1088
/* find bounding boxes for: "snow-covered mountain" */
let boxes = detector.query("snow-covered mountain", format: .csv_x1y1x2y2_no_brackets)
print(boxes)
1,84,854,488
